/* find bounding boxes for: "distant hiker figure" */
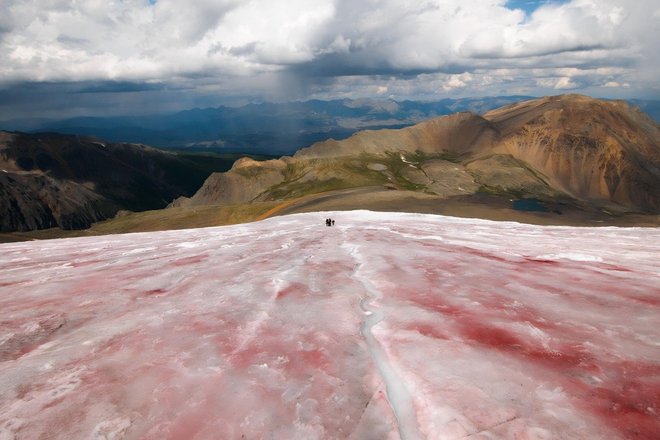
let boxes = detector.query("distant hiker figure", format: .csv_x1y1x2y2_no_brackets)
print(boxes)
331,219,335,226
326,218,331,227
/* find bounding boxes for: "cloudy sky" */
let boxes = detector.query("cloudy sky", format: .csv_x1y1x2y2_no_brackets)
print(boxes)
0,0,658,119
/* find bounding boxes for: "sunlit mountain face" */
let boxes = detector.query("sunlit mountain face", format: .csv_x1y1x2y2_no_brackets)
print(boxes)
1,211,658,439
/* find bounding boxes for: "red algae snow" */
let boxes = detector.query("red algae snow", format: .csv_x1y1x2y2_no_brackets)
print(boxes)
0,211,658,439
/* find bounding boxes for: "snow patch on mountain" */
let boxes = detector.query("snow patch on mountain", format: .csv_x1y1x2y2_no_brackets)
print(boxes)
0,211,658,439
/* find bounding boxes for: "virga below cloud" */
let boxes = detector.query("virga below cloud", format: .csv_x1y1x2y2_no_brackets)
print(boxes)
0,0,657,118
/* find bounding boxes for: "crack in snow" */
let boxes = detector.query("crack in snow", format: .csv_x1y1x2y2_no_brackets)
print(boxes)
461,416,520,438
343,240,423,440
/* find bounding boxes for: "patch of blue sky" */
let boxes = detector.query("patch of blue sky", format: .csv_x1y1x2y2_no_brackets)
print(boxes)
505,0,570,15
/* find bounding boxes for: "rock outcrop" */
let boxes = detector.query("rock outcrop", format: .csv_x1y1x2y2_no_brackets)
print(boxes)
0,132,216,232
184,158,289,205
0,172,117,232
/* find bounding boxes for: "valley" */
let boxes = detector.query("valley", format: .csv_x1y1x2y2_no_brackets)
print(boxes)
2,3,659,439
2,95,659,242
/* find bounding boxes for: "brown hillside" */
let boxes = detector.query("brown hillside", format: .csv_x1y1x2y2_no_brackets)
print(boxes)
485,95,660,211
0,172,117,231
187,95,659,214
178,158,289,206
295,111,498,158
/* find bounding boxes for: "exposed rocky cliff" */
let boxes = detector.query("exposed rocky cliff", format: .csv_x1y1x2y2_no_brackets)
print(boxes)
0,172,117,232
0,132,216,232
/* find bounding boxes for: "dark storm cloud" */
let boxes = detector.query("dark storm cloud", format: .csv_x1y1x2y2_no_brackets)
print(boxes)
467,43,609,60
75,82,166,94
0,81,205,121
290,53,468,78
0,0,656,118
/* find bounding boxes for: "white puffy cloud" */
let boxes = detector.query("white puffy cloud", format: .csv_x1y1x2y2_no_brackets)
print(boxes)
554,76,579,89
603,81,630,88
443,73,474,91
0,0,657,110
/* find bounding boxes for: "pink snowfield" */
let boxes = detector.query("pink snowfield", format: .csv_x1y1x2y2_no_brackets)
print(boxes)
0,211,659,440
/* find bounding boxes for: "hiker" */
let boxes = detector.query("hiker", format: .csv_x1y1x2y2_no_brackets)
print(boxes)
326,218,331,226
331,219,335,226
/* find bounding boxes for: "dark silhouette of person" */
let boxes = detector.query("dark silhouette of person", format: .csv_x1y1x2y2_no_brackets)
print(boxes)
326,218,331,226
331,219,335,226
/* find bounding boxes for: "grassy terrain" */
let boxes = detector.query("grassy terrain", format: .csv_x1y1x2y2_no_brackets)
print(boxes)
264,152,464,200
265,156,389,200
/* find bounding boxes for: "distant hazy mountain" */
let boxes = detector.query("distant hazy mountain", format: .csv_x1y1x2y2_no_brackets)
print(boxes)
4,96,657,155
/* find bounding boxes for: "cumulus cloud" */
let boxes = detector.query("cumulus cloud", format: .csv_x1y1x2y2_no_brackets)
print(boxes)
553,76,579,89
603,81,630,88
0,0,657,117
443,73,474,91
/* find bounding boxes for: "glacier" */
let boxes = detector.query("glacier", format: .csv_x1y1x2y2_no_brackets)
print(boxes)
0,211,659,439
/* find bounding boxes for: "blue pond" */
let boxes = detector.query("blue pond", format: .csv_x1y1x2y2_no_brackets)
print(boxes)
512,198,549,212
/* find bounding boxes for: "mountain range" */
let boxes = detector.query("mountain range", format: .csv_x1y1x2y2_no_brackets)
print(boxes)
177,95,660,215
1,94,659,239
3,96,659,155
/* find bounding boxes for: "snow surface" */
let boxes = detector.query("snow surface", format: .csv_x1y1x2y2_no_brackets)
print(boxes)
0,211,659,440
